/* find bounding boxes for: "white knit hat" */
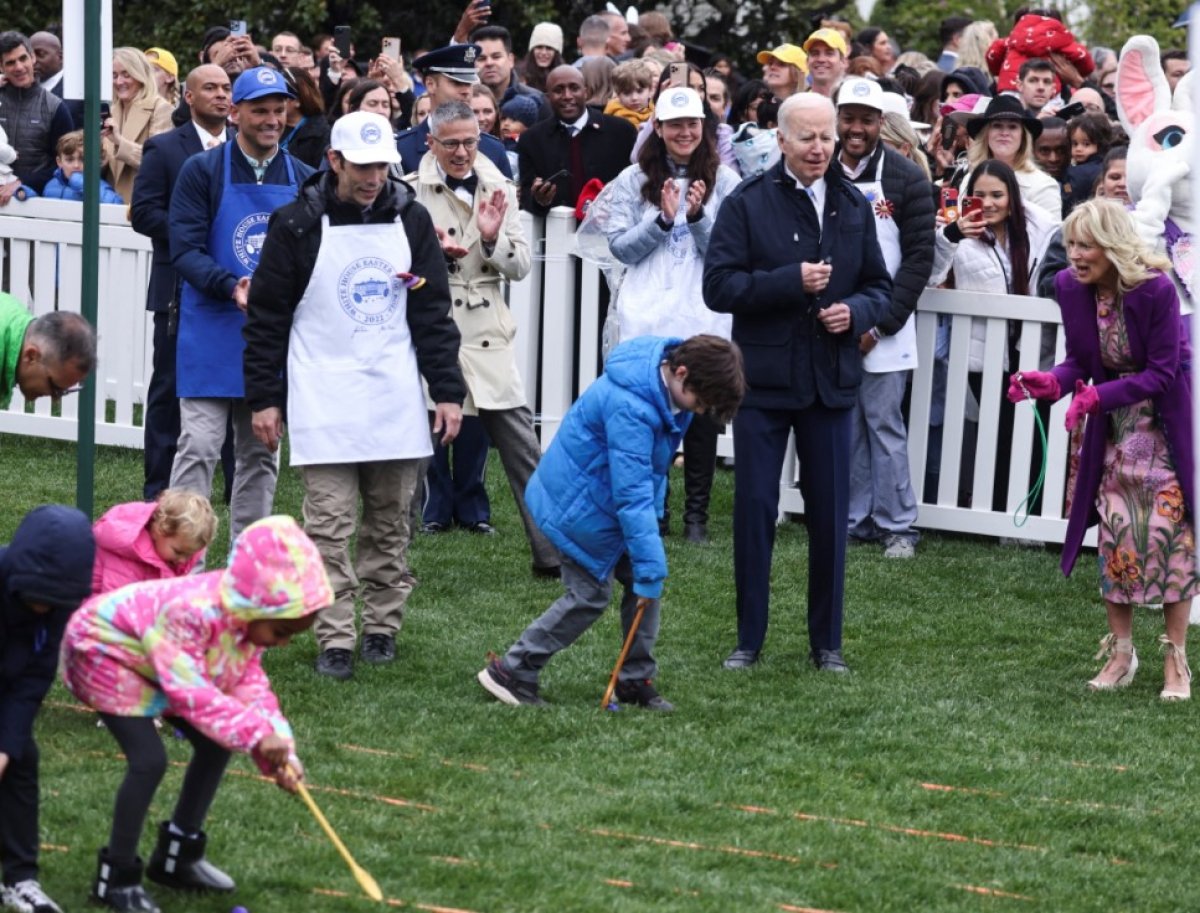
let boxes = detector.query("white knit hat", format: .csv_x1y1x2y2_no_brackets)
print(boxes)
529,22,564,54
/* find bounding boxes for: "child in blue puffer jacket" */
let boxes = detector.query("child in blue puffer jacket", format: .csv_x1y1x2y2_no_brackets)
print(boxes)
41,131,124,204
477,335,745,711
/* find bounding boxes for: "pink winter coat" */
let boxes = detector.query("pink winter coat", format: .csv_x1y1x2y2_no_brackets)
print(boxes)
91,500,202,595
63,516,333,772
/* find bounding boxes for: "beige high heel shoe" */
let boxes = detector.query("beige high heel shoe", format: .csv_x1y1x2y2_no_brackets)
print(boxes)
1159,635,1192,702
1088,633,1138,690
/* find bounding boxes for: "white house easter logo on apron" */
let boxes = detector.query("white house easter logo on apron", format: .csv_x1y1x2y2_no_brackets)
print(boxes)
232,213,270,271
337,257,401,325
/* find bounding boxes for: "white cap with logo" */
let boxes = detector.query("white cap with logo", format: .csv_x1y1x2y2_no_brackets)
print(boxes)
655,87,705,121
836,77,886,112
330,111,401,165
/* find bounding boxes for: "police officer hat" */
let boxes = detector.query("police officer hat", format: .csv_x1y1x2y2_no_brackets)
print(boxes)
412,44,481,84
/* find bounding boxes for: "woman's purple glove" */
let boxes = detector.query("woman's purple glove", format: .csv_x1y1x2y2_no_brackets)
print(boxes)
1006,370,1060,403
1064,380,1100,431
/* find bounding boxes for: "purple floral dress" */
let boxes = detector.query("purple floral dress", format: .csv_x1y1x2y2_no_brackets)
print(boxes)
1095,291,1200,603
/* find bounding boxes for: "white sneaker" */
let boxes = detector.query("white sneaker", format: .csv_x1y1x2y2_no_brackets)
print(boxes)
1,880,63,913
883,536,915,559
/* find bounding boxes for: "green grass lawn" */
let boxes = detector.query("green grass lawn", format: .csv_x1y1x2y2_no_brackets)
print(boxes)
1,435,1194,913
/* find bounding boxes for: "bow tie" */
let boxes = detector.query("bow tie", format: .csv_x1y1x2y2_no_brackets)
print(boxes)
446,174,478,194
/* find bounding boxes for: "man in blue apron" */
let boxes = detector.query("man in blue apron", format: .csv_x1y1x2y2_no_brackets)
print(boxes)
168,67,314,544
243,111,466,681
835,78,936,559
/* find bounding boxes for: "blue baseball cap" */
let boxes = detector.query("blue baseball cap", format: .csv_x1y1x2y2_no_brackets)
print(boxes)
232,66,296,104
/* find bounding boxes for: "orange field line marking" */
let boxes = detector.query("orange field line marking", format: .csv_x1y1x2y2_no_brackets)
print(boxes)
85,750,435,811
778,904,848,913
340,743,494,774
314,886,485,913
605,879,634,888
726,803,1045,853
952,883,1035,901
39,843,69,853
45,700,93,714
920,782,1139,813
431,856,477,867
581,826,837,868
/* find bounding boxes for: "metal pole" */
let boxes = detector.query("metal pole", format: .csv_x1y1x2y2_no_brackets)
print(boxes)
75,0,100,515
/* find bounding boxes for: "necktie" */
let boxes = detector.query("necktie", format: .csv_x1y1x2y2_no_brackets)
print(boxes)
560,122,577,137
446,174,478,194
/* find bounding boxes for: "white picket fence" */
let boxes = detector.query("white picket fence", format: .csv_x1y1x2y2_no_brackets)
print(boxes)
0,199,1081,544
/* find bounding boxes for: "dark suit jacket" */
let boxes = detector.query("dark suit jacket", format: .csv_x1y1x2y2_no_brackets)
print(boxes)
516,110,637,215
395,120,513,178
703,159,893,412
130,122,230,312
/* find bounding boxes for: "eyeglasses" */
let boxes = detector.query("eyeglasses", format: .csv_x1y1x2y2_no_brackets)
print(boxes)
429,136,479,152
44,363,82,398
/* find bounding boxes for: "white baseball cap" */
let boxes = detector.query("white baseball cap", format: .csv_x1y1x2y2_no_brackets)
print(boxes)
836,77,886,112
879,91,930,131
655,87,705,121
330,111,401,165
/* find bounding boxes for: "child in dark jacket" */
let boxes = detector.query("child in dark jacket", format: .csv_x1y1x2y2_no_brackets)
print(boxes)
1062,112,1112,216
0,505,96,913
477,335,745,710
41,130,124,205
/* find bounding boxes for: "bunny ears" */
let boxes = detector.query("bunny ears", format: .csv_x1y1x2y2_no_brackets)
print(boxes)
605,2,639,24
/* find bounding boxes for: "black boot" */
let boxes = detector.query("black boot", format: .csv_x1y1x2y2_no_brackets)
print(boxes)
92,849,161,913
146,822,236,892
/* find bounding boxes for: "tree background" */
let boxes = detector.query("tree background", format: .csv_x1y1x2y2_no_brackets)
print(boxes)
4,0,1188,77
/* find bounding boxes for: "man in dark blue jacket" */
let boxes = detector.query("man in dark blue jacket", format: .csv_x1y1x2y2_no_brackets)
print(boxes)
131,63,233,501
703,93,892,674
0,505,95,913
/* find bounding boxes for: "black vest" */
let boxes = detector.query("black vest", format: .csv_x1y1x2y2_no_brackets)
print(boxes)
0,84,61,184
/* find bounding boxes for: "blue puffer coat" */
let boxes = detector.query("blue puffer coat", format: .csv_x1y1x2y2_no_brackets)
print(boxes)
525,335,691,597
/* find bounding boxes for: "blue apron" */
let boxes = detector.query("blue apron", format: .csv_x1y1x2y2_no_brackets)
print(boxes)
176,144,298,398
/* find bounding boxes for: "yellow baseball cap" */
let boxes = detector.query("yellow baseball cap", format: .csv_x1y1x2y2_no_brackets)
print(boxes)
803,28,848,56
756,43,808,73
145,47,178,79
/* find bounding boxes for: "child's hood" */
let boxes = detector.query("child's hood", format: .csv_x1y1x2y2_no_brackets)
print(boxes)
218,515,333,622
93,500,160,558
1,504,95,620
604,334,685,431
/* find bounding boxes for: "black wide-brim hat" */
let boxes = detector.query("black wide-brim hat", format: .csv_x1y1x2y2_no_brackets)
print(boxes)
967,94,1043,140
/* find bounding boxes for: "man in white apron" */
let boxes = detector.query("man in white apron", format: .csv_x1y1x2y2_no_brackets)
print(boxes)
243,111,466,681
835,79,936,558
168,67,314,544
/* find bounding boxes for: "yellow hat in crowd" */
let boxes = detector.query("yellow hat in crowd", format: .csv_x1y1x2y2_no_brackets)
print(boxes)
144,47,178,79
756,43,808,73
803,28,849,56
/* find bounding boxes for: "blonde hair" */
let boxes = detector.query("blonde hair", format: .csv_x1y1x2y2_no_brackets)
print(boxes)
1062,199,1172,292
880,113,931,180
966,122,1034,172
112,46,162,111
956,21,998,71
152,489,218,551
894,51,937,76
612,58,655,94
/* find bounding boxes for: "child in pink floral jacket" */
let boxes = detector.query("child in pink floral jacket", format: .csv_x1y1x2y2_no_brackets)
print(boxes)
62,515,333,913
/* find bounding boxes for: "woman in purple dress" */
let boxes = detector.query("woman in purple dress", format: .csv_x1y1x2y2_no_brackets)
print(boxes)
1008,199,1198,700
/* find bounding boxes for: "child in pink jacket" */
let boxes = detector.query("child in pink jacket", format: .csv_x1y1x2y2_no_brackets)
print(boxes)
91,490,217,595
62,515,333,913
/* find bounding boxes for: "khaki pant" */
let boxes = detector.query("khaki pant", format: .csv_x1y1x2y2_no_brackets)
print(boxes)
301,460,421,651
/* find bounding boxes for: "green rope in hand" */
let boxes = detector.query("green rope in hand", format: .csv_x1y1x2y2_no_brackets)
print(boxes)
1013,378,1049,528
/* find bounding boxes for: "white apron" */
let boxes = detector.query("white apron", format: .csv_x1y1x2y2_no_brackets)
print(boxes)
286,215,431,466
855,155,917,373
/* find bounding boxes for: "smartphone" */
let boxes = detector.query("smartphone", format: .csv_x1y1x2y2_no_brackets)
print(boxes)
1058,101,1086,121
667,62,688,88
940,119,957,152
961,195,984,220
333,25,353,60
228,20,248,37
477,0,491,9
382,37,402,62
543,169,571,183
940,186,958,221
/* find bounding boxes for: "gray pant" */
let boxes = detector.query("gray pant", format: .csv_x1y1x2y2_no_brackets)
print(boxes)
848,370,918,542
477,406,558,568
302,460,420,652
170,398,278,544
504,555,660,684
